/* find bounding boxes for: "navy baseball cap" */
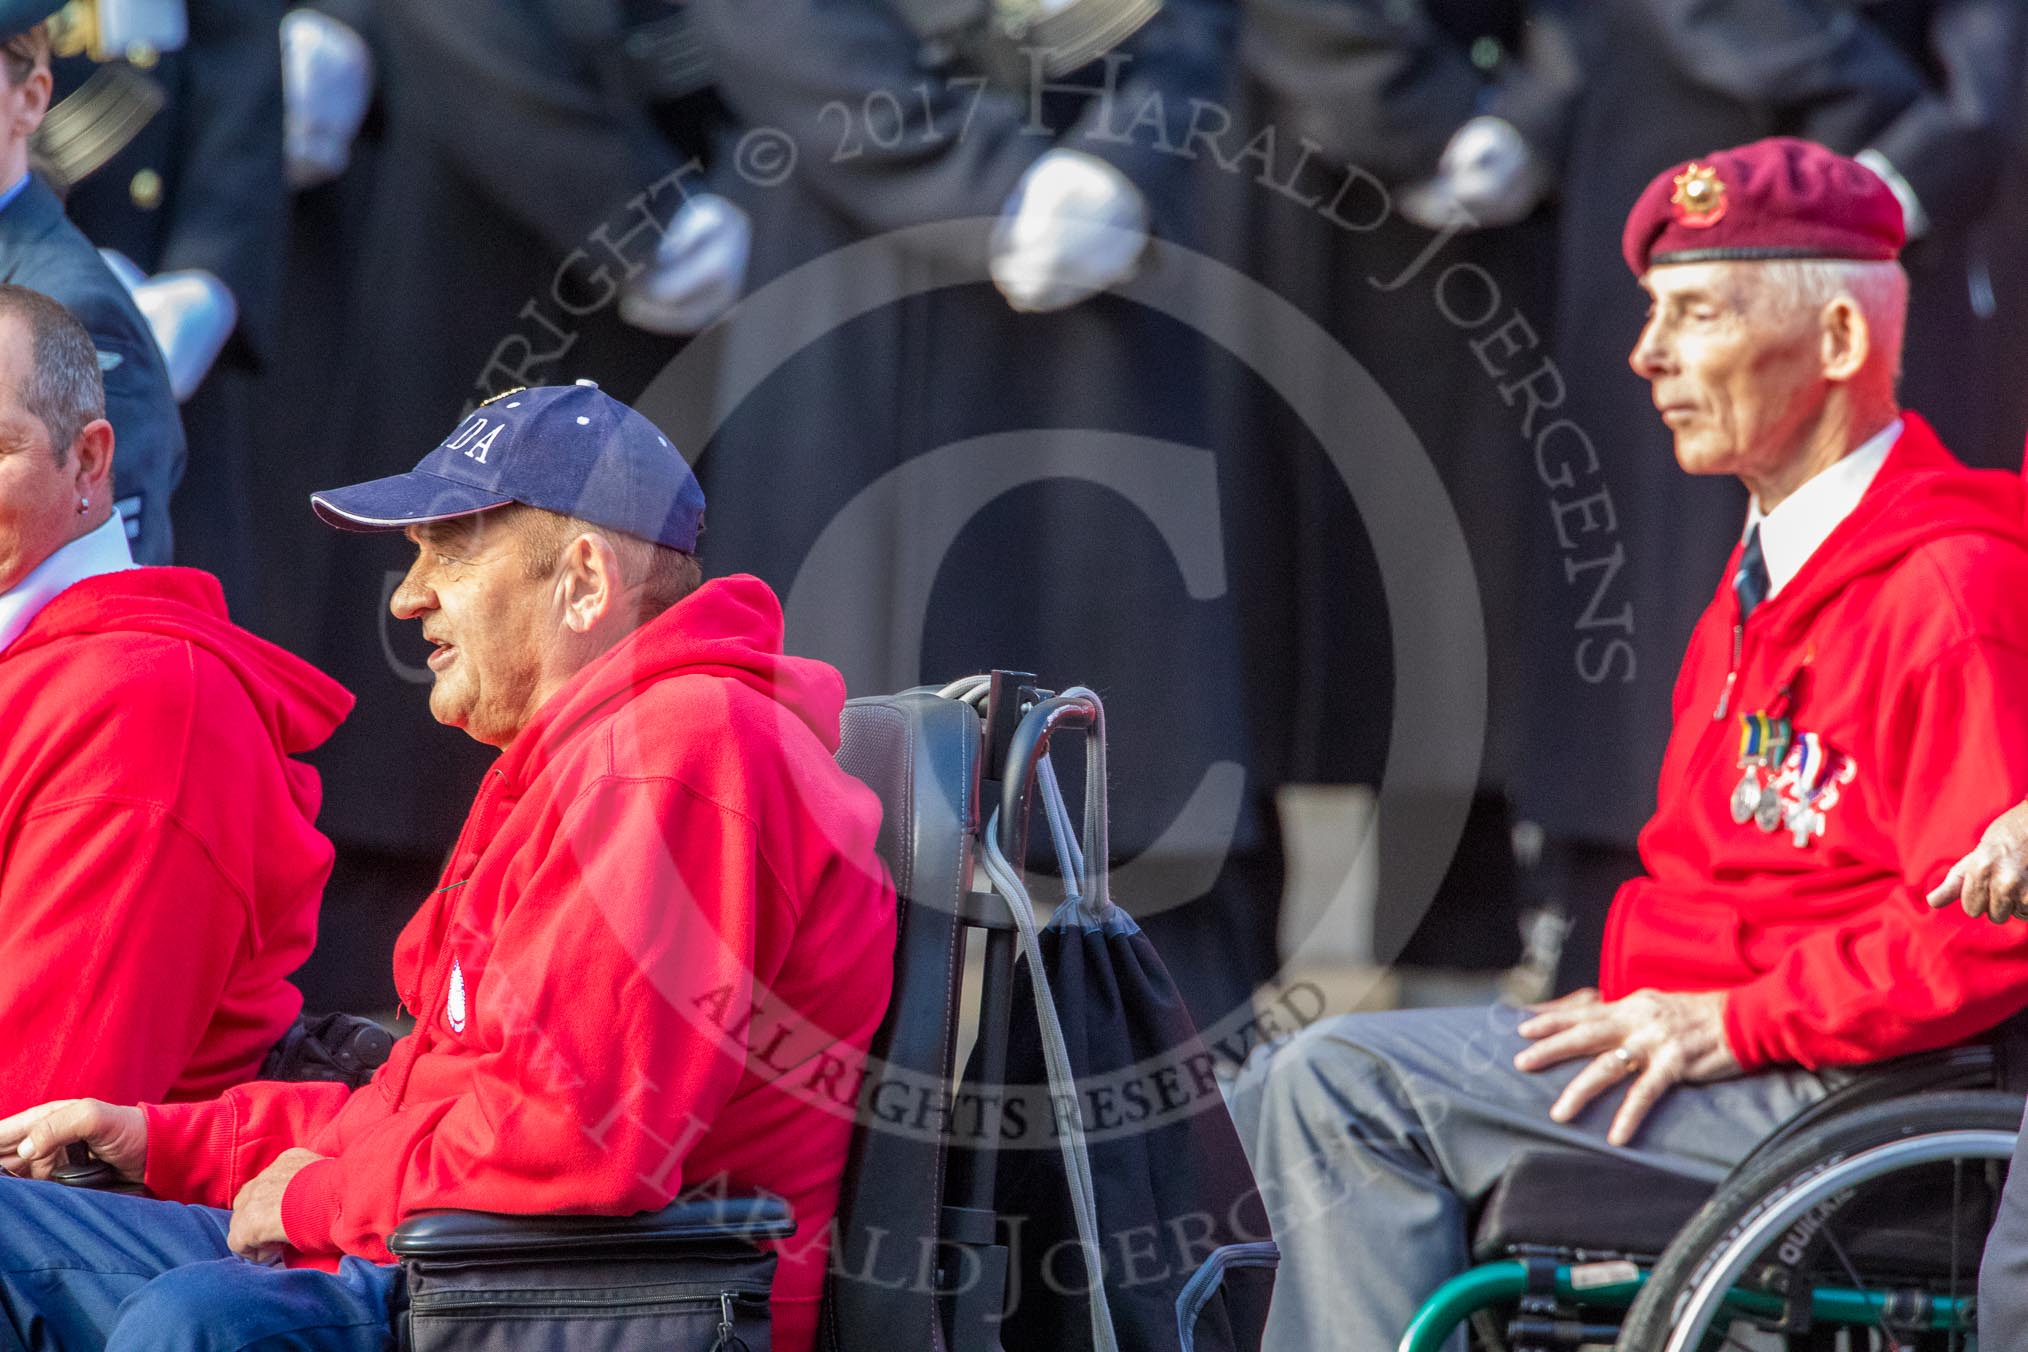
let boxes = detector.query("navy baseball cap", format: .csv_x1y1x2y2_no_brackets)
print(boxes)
0,2,59,40
310,381,705,552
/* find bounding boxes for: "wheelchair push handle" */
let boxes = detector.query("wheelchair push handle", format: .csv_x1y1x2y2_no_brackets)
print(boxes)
995,688,1111,913
994,691,1093,852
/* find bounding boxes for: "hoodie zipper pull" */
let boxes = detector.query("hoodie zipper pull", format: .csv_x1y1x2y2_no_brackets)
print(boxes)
1713,623,1743,721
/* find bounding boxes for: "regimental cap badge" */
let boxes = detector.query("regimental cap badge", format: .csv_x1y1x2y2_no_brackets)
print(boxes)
1670,162,1728,228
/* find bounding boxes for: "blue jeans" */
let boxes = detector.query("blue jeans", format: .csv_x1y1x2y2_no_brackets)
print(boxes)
0,1178,398,1352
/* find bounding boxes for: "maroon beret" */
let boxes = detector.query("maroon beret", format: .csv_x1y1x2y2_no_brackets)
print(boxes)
1621,137,1905,276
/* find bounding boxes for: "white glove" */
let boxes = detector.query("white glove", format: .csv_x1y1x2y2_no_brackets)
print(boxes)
989,149,1149,314
101,249,236,402
91,0,188,59
281,9,374,190
1398,115,1547,232
618,193,752,336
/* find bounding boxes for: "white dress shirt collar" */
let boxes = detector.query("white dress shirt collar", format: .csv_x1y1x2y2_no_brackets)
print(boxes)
0,514,137,655
1744,417,1901,599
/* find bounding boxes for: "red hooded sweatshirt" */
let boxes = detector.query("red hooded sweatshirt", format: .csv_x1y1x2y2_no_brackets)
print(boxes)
0,568,351,1110
1603,415,2028,1071
141,575,896,1352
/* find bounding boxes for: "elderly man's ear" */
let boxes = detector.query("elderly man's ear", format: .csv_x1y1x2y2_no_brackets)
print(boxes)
1819,297,1871,383
70,418,116,502
556,531,624,635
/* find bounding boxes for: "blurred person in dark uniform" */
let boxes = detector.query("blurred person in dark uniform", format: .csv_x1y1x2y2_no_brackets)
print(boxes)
683,0,1289,1029
229,0,382,1014
1981,54,2028,468
41,0,284,619
1234,0,1581,972
237,0,378,670
1525,0,2028,991
306,0,752,1002
0,2,181,565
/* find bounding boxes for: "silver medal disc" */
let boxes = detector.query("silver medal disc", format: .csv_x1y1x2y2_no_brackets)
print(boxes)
1755,786,1785,833
1730,768,1760,825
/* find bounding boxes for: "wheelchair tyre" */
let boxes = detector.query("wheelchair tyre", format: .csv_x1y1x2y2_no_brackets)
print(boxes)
1616,1089,2020,1352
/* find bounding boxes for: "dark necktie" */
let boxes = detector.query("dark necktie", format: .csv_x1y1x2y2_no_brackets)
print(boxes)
1735,523,1770,623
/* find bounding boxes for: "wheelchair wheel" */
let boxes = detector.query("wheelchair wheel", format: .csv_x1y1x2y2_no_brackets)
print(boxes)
1616,1090,2019,1352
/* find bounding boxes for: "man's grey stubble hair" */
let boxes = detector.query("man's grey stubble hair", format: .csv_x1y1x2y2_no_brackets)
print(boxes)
0,283,107,464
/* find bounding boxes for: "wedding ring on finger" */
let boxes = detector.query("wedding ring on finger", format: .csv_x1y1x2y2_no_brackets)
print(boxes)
1611,1045,1642,1074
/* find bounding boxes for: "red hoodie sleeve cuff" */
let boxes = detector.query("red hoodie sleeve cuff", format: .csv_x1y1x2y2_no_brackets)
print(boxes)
281,1157,343,1252
142,1098,240,1204
1720,983,1783,1073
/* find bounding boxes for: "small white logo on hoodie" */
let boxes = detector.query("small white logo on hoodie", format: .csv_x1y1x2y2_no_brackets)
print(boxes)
447,958,468,1034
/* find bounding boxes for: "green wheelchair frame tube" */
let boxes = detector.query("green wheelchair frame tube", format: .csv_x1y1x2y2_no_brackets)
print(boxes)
1395,1259,1973,1352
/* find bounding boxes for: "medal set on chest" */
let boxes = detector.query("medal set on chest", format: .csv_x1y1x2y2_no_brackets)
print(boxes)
1729,712,1791,833
1726,666,1858,849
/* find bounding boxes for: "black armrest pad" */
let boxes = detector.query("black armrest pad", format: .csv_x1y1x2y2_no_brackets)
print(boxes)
388,1195,795,1259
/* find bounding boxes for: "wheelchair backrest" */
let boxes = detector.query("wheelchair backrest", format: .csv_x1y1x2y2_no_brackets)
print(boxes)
824,690,983,1352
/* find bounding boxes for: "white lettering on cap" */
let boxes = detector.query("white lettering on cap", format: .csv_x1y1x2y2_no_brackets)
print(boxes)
445,415,485,449
467,423,505,463
446,415,505,464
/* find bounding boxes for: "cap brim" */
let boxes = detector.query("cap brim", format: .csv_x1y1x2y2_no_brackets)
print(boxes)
0,4,65,42
310,469,513,533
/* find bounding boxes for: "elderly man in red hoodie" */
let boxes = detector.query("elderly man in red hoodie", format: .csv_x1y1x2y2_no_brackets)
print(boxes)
1228,137,2028,1350
0,282,349,1114
0,383,897,1352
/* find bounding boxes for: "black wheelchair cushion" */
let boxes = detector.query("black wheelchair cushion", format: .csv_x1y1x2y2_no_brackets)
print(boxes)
1471,1148,1715,1262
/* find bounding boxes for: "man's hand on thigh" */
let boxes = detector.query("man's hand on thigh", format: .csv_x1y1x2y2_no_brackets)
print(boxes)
228,1148,327,1261
0,1099,147,1183
1512,989,1742,1147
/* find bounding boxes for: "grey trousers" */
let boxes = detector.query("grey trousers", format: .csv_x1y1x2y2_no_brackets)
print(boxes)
1226,1004,1843,1351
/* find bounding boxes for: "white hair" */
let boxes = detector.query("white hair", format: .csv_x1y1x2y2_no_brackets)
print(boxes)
1753,259,1909,388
